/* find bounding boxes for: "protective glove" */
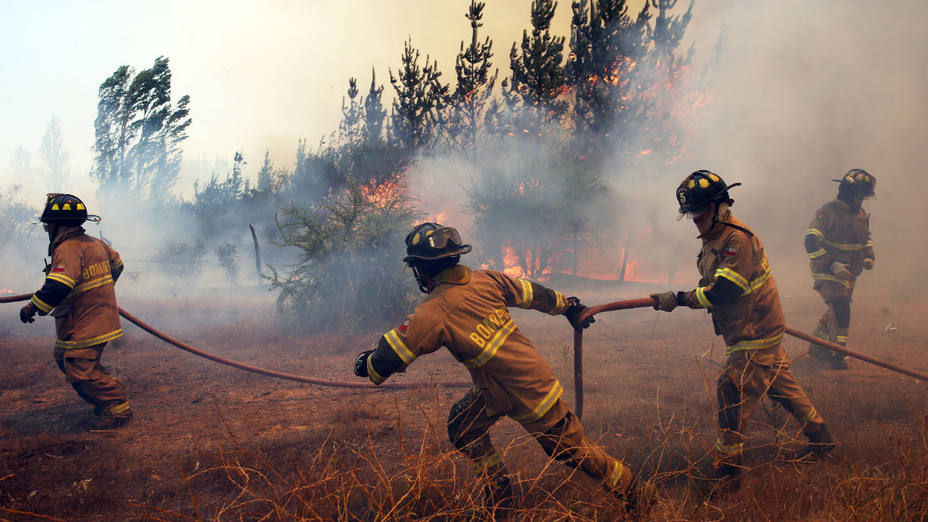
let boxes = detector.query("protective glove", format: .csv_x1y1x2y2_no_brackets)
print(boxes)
650,291,680,312
862,258,874,270
353,350,374,377
830,260,852,280
19,303,36,324
565,296,595,330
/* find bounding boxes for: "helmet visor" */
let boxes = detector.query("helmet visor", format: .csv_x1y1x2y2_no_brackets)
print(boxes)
425,227,462,251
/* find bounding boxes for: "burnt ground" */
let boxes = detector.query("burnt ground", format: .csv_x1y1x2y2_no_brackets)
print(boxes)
0,287,926,521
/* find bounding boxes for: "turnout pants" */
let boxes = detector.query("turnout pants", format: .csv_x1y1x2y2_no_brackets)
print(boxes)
715,344,826,459
447,388,631,494
810,278,855,362
53,342,131,418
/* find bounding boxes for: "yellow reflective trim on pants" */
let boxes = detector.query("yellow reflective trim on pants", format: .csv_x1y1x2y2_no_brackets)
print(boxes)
715,268,749,292
512,380,563,423
384,329,416,364
812,273,851,288
109,401,131,415
803,407,821,424
55,329,123,350
714,438,744,455
726,331,784,355
824,239,867,251
31,295,53,313
46,273,76,288
463,319,517,368
695,287,712,308
808,248,827,259
517,278,533,308
367,356,385,384
714,438,743,455
806,228,824,240
606,459,626,489
836,336,848,345
473,451,503,473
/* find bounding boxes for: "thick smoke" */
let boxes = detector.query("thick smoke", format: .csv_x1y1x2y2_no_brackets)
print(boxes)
410,0,928,305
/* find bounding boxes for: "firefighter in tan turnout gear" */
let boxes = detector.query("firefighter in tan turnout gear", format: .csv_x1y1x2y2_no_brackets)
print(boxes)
353,222,639,514
805,169,876,370
650,171,834,491
19,194,132,430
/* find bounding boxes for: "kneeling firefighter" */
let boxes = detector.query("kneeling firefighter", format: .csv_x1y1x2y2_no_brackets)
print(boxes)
649,171,835,491
19,194,132,430
354,223,640,513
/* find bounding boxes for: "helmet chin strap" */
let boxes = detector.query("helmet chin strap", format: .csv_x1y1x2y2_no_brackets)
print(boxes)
411,264,433,294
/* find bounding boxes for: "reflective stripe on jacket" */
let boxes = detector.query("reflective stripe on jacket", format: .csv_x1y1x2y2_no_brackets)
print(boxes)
35,228,123,349
371,265,569,426
687,213,785,354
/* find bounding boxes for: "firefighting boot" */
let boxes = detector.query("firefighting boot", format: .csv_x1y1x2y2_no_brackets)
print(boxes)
802,423,836,459
689,442,742,498
830,330,850,370
809,312,835,362
90,402,133,431
483,474,513,519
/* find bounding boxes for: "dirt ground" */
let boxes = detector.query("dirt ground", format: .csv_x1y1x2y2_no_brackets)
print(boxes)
1,285,926,521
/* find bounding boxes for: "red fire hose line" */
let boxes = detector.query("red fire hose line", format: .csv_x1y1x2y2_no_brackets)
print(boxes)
1,293,469,391
571,297,928,419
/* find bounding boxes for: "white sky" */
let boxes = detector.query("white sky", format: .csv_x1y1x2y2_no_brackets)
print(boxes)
0,0,595,200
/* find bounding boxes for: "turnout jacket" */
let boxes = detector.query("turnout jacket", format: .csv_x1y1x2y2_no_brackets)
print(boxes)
805,198,874,288
30,227,124,349
365,265,571,425
681,211,785,355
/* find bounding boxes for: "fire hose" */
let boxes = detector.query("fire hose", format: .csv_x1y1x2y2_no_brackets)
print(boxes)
0,293,469,390
571,297,928,419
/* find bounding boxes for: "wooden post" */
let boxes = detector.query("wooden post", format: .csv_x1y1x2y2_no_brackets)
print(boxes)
249,223,262,281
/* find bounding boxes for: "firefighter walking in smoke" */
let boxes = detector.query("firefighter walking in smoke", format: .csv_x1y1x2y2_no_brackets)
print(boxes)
353,222,643,515
18,194,132,430
804,169,876,370
649,171,834,492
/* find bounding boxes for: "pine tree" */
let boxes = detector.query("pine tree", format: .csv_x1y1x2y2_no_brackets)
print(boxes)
508,0,568,126
389,38,449,151
339,77,364,145
568,0,652,142
363,68,387,144
448,0,499,153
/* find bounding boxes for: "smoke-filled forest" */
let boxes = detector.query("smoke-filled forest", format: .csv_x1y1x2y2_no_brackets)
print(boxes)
1,0,927,520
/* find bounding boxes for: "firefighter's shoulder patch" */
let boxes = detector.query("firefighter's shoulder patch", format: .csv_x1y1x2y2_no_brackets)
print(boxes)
51,265,66,272
397,321,409,333
722,245,738,257
817,212,826,221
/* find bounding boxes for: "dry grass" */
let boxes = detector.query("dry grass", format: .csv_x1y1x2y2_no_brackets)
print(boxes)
123,389,927,522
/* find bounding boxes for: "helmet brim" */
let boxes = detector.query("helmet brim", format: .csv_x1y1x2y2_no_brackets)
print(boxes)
403,244,472,263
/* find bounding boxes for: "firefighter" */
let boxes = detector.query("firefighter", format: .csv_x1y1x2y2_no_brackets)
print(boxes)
353,222,640,514
19,194,132,430
804,169,876,370
649,171,834,491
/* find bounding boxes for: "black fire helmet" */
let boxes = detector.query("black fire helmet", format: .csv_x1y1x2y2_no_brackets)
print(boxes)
675,170,741,218
833,168,876,197
403,222,472,263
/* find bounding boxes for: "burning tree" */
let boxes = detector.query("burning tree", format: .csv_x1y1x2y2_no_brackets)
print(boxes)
271,177,419,331
467,138,608,279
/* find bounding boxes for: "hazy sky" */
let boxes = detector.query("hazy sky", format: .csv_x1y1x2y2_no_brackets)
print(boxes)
0,0,594,199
